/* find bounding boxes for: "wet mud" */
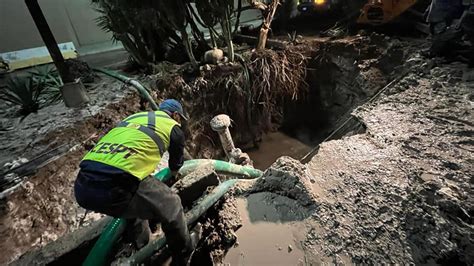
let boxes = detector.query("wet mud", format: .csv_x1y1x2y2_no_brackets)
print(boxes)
224,195,307,265
2,31,469,265
199,59,473,264
246,132,312,170
305,59,474,264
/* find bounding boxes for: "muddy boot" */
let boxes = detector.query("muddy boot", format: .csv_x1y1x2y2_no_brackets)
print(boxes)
171,223,203,266
124,219,151,249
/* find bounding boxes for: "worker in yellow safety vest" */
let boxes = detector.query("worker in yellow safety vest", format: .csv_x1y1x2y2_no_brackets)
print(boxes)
74,99,194,265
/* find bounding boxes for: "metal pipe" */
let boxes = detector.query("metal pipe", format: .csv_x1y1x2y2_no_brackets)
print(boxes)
93,68,159,111
210,114,235,160
117,179,239,265
24,0,73,83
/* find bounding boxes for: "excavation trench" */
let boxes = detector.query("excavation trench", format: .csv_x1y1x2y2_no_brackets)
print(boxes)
189,36,406,265
7,35,407,265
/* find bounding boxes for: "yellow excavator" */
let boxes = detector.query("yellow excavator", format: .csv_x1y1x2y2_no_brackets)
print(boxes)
357,0,419,25
297,0,423,25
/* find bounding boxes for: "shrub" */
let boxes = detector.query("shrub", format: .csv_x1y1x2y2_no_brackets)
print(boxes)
0,66,63,117
1,76,45,116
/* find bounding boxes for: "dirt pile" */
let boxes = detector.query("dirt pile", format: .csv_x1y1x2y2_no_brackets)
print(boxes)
305,57,473,264
191,196,242,264
236,157,317,208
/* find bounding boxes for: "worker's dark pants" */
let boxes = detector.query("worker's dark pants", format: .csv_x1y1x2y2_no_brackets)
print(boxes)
74,170,192,264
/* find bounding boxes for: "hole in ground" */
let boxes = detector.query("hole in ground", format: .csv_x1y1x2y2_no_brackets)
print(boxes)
245,58,371,169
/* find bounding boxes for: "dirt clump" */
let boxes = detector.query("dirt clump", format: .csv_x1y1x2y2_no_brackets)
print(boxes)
237,157,317,208
191,196,242,264
172,164,220,208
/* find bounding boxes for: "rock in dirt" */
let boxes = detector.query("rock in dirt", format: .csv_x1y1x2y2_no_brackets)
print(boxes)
203,48,224,65
172,164,220,208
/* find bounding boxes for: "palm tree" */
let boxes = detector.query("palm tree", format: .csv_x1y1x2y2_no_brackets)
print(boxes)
92,0,241,66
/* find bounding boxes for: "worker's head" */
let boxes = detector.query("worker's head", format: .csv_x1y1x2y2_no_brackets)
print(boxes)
159,99,188,123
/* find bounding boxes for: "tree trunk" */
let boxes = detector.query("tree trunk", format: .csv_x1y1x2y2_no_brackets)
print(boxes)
223,8,235,62
181,29,198,68
257,27,268,50
209,29,217,48
255,0,280,50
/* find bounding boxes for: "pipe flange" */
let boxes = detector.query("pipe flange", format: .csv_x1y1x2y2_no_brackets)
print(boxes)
210,114,231,132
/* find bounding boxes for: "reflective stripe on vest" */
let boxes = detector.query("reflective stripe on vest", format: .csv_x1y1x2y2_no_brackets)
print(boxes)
116,120,165,156
82,111,179,180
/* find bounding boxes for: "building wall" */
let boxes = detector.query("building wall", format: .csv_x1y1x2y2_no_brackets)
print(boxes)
0,0,112,53
0,0,262,55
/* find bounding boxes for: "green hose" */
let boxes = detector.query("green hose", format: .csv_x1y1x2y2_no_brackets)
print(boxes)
179,159,263,178
82,168,172,266
83,160,261,266
117,179,239,265
93,68,159,111
82,218,127,266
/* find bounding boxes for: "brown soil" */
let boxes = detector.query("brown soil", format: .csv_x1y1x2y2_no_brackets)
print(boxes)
206,58,473,265
0,33,426,265
304,59,473,264
0,89,143,264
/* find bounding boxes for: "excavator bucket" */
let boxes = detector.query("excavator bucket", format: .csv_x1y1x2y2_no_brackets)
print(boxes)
357,0,418,25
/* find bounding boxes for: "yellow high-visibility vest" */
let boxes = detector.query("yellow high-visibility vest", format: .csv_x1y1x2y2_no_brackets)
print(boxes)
82,111,178,180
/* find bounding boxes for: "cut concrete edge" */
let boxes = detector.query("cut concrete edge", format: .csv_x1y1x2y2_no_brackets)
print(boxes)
173,164,220,207
11,216,112,266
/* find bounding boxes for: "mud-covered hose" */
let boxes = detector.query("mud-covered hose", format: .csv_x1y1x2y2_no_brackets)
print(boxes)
179,159,263,178
93,68,159,110
83,160,261,266
117,179,239,266
82,218,127,266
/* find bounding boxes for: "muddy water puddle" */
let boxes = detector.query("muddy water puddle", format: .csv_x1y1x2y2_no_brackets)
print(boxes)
224,193,309,266
247,132,312,170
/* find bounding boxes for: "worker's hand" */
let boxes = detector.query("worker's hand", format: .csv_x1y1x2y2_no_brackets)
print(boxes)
171,170,179,178
164,170,180,187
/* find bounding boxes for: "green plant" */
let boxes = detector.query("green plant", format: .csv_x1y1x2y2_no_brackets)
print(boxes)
194,0,236,62
92,0,211,68
0,66,64,117
29,66,63,103
92,0,243,67
0,76,46,116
